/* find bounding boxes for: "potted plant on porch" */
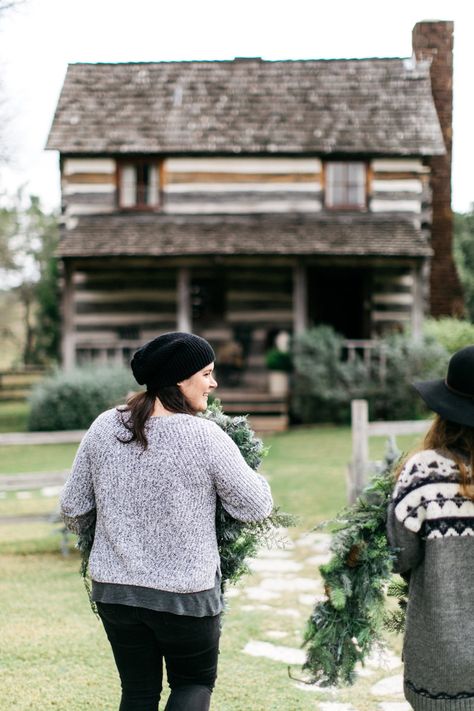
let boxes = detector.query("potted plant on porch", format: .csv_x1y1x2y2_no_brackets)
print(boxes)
265,345,292,396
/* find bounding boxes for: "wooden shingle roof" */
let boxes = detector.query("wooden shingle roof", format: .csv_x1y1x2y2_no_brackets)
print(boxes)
47,58,445,156
58,214,432,258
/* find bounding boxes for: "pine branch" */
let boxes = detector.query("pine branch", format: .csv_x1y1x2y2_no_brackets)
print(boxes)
303,446,407,686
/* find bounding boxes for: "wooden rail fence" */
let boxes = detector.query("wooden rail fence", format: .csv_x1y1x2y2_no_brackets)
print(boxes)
0,368,47,401
348,399,431,503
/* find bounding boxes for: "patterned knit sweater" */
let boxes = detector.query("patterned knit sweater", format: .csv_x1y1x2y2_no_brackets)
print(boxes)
387,448,474,711
60,409,273,594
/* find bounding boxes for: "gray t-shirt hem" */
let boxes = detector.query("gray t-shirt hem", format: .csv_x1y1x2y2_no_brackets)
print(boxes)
92,574,223,617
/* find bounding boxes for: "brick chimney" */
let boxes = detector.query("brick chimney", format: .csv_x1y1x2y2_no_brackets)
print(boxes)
412,21,464,316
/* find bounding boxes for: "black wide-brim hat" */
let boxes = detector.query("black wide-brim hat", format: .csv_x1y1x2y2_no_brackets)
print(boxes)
413,345,474,428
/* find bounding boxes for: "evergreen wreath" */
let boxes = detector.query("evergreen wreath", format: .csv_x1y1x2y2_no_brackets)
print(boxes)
76,399,293,613
302,442,408,686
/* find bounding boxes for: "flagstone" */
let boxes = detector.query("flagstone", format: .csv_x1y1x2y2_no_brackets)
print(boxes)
250,558,303,573
240,604,272,612
274,608,301,618
371,675,404,696
256,548,292,559
260,576,321,592
319,703,357,711
225,587,240,598
365,648,402,671
16,491,32,499
378,703,411,711
41,485,62,497
243,640,306,665
295,532,331,549
298,593,322,606
306,554,332,566
244,587,281,601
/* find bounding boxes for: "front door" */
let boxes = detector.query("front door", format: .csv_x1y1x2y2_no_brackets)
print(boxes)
307,267,370,338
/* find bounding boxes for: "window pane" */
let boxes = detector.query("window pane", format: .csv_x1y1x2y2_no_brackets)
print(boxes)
147,165,159,205
121,165,136,207
326,161,365,207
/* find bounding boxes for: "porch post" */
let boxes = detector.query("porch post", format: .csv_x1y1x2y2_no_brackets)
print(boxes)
293,262,307,334
177,266,192,332
61,259,75,371
411,262,424,342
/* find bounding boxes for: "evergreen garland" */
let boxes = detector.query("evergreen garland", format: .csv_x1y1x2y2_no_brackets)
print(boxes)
76,399,293,612
303,441,408,686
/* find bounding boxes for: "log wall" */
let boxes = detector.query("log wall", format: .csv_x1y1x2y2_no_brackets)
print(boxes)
61,156,432,220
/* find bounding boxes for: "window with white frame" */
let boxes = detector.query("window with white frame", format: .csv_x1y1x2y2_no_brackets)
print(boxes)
119,160,160,208
325,162,366,209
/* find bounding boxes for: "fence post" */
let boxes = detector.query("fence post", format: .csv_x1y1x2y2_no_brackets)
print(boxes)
348,399,369,503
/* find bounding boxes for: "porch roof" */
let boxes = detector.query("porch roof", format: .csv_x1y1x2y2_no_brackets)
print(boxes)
58,214,432,258
47,58,444,156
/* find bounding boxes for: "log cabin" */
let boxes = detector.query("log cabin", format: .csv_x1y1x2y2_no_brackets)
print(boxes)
46,20,462,411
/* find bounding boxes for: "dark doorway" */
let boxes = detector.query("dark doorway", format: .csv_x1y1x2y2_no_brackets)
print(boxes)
307,267,370,338
191,270,227,329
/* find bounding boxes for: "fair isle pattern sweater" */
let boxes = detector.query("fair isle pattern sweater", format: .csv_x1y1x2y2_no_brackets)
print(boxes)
60,409,273,594
387,449,474,711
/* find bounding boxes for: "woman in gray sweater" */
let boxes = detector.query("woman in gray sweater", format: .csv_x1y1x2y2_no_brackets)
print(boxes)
387,345,474,710
60,332,273,711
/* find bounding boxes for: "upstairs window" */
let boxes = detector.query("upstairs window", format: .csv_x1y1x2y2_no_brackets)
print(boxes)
119,160,160,209
325,161,366,209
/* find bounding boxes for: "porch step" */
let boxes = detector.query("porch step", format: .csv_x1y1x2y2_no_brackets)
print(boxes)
216,390,289,433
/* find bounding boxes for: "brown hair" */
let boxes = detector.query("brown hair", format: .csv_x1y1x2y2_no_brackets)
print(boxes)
396,415,474,501
117,385,196,449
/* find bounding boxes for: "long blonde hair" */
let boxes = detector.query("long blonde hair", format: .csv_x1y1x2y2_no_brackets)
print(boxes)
396,415,474,501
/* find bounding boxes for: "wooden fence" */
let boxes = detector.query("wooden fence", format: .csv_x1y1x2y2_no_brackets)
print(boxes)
348,399,430,503
0,368,47,401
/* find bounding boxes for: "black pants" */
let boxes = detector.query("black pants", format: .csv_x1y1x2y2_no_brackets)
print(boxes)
97,602,221,711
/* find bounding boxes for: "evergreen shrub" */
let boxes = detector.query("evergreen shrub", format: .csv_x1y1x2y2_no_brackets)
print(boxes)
28,366,136,431
423,317,474,354
291,326,448,423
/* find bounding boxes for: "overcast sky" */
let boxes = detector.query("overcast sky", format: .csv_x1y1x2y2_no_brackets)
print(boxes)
0,0,472,212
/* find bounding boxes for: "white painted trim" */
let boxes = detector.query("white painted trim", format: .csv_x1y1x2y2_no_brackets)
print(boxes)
372,311,411,322
64,184,115,195
371,159,427,173
162,200,322,214
63,158,116,175
164,183,320,193
74,289,176,303
166,157,322,173
66,205,115,216
373,293,413,305
75,313,175,325
372,180,422,193
370,199,421,213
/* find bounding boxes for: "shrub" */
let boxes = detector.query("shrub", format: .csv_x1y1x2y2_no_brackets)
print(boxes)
265,347,292,372
291,326,370,423
291,326,448,424
28,366,136,431
370,334,448,420
423,317,474,355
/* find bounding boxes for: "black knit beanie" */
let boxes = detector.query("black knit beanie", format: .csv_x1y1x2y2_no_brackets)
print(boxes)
131,332,216,389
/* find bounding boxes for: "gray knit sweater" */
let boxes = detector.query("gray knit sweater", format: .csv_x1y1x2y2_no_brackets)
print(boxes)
387,448,474,711
60,409,273,594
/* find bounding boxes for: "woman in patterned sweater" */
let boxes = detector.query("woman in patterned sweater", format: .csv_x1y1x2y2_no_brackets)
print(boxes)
387,345,474,711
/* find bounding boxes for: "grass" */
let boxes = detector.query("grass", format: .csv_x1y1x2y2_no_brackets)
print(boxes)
0,400,30,432
0,425,422,710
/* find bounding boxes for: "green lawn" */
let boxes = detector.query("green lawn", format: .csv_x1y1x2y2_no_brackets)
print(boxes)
0,400,30,432
0,425,420,710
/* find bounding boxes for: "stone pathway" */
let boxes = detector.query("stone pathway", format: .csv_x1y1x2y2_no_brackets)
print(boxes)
239,530,407,710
